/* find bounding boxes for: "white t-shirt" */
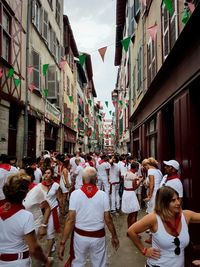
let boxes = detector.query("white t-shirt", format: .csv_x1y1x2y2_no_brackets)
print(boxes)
160,175,183,197
70,157,85,174
74,165,84,189
69,189,110,231
0,166,18,200
109,163,120,183
0,210,35,253
34,168,42,184
118,161,128,176
96,162,110,178
38,182,60,209
23,185,46,231
148,168,163,194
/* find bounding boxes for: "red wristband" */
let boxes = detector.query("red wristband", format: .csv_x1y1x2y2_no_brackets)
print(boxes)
142,247,148,256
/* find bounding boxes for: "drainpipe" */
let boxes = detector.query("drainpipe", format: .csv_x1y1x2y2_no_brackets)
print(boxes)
23,0,31,157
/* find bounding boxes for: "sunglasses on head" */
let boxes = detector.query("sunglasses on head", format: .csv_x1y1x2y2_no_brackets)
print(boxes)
173,237,180,255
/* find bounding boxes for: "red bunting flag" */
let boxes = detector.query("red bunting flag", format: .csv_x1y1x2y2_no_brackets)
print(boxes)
140,0,146,6
59,60,67,70
78,97,83,106
112,101,116,107
147,23,158,41
28,84,35,92
98,46,107,62
188,3,195,13
97,101,101,107
0,69,3,78
28,66,33,75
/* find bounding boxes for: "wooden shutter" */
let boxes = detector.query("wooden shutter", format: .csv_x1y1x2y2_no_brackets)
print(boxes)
43,9,48,41
32,50,40,90
47,65,57,98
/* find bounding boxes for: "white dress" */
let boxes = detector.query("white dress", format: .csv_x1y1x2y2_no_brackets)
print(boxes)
121,171,140,214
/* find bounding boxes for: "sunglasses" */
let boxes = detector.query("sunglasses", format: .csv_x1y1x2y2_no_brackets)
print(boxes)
173,237,180,255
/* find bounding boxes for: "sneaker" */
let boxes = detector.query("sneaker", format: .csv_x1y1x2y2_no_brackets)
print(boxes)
51,242,56,252
110,210,116,214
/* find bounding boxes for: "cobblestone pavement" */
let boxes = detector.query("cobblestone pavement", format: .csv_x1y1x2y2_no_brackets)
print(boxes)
33,210,147,267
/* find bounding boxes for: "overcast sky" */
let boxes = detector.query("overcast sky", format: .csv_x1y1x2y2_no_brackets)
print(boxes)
64,0,117,118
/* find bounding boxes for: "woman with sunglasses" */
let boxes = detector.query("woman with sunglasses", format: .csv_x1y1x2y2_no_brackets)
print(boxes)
127,186,200,267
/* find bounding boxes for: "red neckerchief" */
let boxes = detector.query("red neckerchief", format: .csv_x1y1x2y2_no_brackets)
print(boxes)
166,174,180,182
29,182,36,190
88,161,94,167
165,214,181,236
0,202,24,220
130,169,137,174
81,184,98,198
99,159,105,164
41,180,54,187
0,164,11,171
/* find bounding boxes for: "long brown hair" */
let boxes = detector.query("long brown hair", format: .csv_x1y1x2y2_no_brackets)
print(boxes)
154,186,179,220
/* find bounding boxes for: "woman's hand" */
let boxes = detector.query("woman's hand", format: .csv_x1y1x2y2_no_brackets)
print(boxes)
58,243,65,261
37,225,47,239
145,247,160,259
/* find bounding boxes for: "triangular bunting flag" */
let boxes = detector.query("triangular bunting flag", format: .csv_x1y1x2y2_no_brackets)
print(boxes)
98,46,107,62
140,0,146,7
188,3,195,13
109,110,112,115
59,60,67,70
78,97,83,106
147,23,158,41
88,99,92,107
68,95,73,102
119,100,123,106
121,37,131,52
112,101,116,107
8,68,14,78
182,9,190,24
0,69,3,78
105,101,108,108
43,88,48,98
14,78,21,87
28,66,33,75
163,0,173,15
28,83,35,92
75,117,79,122
42,64,49,76
79,54,86,67
125,103,129,108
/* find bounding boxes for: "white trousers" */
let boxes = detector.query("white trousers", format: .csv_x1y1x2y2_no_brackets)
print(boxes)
72,232,107,267
97,176,109,196
110,183,120,211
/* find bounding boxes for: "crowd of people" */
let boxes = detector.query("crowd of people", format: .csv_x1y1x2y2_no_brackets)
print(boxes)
0,151,200,266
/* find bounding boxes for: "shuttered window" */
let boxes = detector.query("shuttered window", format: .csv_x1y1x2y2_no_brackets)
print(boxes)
147,38,156,87
55,0,60,26
137,45,142,92
0,6,12,63
47,65,57,98
31,50,40,91
161,0,178,60
43,10,48,41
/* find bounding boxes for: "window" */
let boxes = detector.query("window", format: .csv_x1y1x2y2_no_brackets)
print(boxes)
31,50,40,91
43,10,48,41
147,39,156,87
128,5,135,37
47,0,53,9
161,0,178,60
47,65,57,98
0,6,12,63
55,0,60,26
66,76,70,95
134,0,140,22
146,118,157,158
137,46,142,92
32,0,42,33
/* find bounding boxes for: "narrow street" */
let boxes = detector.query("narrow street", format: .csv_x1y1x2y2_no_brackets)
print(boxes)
35,211,147,267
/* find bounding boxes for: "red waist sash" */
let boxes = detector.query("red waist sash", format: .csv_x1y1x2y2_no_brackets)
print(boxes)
74,227,105,238
0,251,29,261
124,187,135,191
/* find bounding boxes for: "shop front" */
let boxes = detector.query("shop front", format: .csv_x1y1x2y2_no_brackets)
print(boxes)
64,127,77,154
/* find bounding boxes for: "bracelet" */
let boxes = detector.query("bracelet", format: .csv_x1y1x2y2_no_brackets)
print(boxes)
60,241,65,246
41,224,47,227
141,247,148,256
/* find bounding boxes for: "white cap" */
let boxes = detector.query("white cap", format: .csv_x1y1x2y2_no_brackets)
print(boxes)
163,160,180,170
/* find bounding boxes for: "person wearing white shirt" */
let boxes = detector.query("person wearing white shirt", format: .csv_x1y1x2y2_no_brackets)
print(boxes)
58,167,119,267
96,155,111,196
